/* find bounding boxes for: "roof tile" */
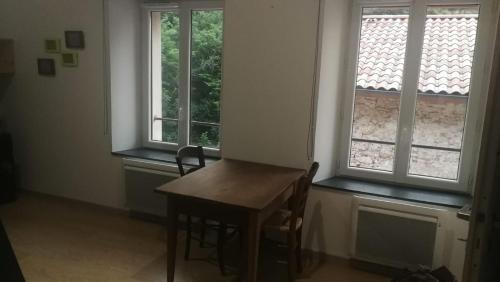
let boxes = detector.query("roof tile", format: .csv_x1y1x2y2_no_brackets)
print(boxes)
356,15,478,95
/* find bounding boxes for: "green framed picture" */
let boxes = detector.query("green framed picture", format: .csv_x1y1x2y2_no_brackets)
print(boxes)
44,39,61,53
61,53,78,67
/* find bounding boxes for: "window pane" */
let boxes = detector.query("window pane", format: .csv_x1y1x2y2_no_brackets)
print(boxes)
189,10,223,149
350,141,396,171
151,11,180,143
158,119,178,144
409,147,460,179
349,7,410,172
190,123,220,148
409,6,479,180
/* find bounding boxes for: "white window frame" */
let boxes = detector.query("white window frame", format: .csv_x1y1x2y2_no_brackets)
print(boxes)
338,0,497,192
141,1,224,157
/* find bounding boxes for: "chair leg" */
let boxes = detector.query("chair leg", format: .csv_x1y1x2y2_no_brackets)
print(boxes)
199,218,206,247
296,227,303,274
184,215,192,260
217,223,227,275
288,230,297,282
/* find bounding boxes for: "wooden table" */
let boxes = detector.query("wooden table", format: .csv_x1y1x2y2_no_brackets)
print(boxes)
155,159,305,282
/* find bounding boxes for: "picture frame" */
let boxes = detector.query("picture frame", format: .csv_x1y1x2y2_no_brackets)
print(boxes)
37,58,56,76
44,39,61,53
61,53,78,67
64,31,85,49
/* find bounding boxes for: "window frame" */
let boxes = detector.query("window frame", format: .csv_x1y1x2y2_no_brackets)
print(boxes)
141,1,224,157
338,0,495,192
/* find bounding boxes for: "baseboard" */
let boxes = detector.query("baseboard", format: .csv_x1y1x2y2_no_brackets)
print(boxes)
302,245,350,259
350,258,405,278
19,189,128,216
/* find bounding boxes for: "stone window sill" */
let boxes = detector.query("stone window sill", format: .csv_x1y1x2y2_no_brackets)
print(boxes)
112,147,219,166
314,176,471,208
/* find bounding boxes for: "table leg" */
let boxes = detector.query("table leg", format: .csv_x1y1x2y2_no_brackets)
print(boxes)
167,197,178,282
241,212,260,282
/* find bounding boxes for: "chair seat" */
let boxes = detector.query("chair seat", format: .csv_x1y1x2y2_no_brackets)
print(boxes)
265,209,303,232
189,217,218,225
188,217,237,228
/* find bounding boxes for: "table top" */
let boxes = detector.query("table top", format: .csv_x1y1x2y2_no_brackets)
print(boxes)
155,159,305,211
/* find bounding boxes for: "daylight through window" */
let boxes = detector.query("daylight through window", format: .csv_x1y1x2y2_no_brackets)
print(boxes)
342,1,483,191
149,3,223,152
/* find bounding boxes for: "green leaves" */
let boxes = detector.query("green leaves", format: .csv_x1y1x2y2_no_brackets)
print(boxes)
159,10,223,148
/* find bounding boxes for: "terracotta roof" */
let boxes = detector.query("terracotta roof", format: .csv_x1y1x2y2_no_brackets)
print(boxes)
356,14,478,96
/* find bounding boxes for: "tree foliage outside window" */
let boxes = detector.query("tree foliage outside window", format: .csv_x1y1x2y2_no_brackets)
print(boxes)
160,10,223,148
161,12,180,144
190,10,223,148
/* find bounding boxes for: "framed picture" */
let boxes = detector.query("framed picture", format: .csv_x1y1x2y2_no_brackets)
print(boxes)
44,39,61,53
64,31,85,49
61,53,78,67
37,58,56,76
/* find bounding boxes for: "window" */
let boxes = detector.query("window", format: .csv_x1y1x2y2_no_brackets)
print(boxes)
144,2,223,155
340,0,490,191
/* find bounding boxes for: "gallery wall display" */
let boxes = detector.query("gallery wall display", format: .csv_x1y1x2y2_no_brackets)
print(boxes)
37,58,55,76
39,30,85,75
64,31,85,49
44,39,61,53
61,53,78,67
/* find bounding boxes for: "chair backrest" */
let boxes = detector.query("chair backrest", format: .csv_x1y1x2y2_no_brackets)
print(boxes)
291,162,319,220
175,146,206,176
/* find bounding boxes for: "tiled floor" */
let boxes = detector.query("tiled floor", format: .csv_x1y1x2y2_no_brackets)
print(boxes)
0,192,390,282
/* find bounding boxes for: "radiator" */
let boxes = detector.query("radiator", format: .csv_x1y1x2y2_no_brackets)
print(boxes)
123,158,180,217
351,196,447,269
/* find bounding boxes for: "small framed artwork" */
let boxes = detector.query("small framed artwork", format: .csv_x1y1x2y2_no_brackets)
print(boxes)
61,52,78,67
65,31,85,49
44,39,61,53
37,58,56,76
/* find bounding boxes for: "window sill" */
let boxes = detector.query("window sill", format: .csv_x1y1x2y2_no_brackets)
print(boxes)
112,147,220,166
313,176,471,208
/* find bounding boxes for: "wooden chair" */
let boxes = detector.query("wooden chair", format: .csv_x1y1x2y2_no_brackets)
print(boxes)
175,146,228,274
175,146,207,258
176,145,206,177
263,162,319,282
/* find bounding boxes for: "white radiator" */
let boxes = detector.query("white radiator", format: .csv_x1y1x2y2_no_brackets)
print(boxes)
123,158,180,217
351,196,447,269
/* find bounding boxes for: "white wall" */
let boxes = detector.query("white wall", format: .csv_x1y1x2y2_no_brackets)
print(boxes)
108,0,142,152
303,187,354,257
313,0,350,180
296,0,353,258
0,0,126,209
221,0,320,169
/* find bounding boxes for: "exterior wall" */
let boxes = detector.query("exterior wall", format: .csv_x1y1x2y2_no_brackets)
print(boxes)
349,90,467,179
